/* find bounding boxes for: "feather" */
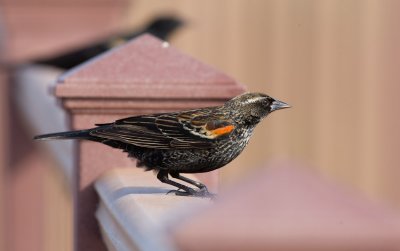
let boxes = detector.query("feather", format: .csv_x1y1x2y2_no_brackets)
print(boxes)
89,108,236,149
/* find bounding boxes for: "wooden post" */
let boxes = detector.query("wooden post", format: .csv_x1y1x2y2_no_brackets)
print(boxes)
55,34,245,250
0,1,129,250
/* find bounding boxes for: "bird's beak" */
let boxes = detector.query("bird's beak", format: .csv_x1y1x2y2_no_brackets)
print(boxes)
270,99,291,112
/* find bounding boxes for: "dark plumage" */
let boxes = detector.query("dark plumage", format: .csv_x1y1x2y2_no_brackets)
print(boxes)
34,92,290,197
35,16,184,69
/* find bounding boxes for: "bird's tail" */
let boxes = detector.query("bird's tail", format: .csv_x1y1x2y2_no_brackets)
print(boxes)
33,129,91,141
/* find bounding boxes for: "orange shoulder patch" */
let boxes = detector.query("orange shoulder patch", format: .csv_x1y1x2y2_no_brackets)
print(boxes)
211,125,235,136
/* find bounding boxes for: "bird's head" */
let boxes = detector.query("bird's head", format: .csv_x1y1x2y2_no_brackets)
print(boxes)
225,92,290,125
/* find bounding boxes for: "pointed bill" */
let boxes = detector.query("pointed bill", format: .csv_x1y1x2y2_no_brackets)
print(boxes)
270,99,291,112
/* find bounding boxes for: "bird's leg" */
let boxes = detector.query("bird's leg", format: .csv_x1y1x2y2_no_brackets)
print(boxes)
157,170,195,194
170,171,206,190
169,172,215,198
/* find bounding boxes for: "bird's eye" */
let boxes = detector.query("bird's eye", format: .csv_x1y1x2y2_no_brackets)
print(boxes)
261,99,269,106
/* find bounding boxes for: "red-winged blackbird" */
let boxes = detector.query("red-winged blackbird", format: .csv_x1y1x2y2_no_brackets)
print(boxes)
34,92,290,197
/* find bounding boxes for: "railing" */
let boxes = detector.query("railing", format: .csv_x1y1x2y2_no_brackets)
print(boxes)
94,162,400,251
95,169,211,251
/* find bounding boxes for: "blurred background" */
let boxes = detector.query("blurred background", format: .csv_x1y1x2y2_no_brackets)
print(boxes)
1,0,400,250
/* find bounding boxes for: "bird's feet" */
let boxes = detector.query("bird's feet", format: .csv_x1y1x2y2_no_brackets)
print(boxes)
167,187,216,199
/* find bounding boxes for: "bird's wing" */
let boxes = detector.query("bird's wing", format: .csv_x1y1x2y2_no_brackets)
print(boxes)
89,109,235,149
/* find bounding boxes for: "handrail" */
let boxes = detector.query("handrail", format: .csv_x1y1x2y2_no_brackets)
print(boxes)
95,168,212,251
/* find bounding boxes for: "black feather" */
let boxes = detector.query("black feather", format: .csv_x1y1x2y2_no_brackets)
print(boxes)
33,129,91,140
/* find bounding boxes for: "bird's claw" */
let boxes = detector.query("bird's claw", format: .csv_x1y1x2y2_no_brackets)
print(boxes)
168,187,216,199
166,189,183,195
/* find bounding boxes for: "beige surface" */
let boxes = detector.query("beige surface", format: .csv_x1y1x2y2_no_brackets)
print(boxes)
126,0,400,209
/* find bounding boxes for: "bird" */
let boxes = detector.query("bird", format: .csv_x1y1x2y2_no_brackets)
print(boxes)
35,16,184,69
34,92,290,197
